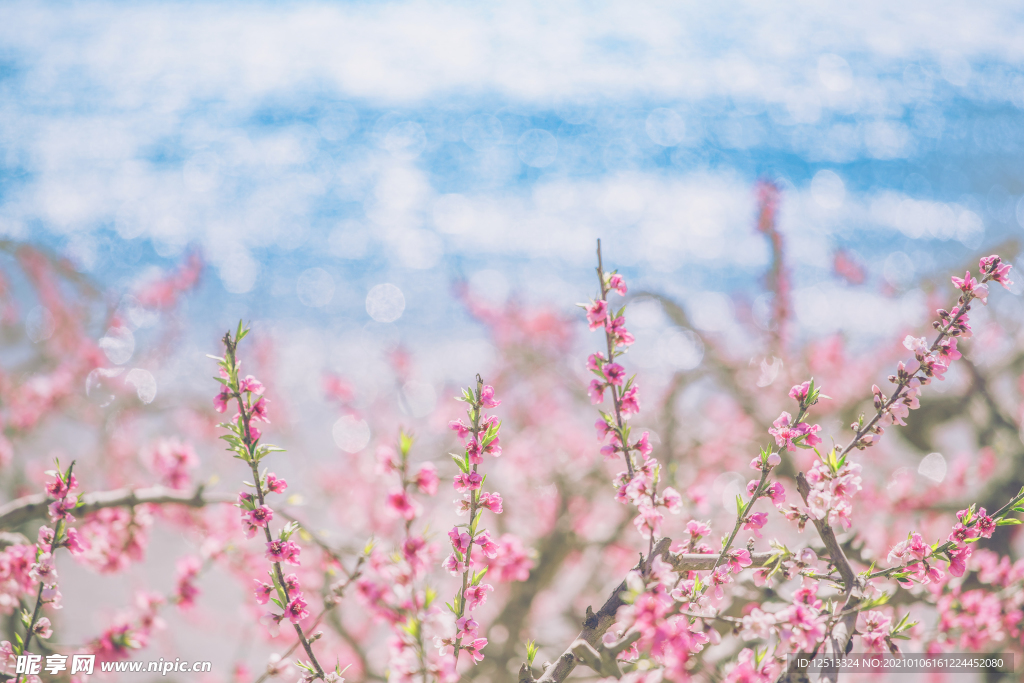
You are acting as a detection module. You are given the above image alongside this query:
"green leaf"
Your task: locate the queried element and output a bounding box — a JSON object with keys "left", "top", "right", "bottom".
{"left": 452, "top": 454, "right": 469, "bottom": 473}
{"left": 472, "top": 567, "right": 489, "bottom": 585}
{"left": 526, "top": 639, "right": 539, "bottom": 666}
{"left": 399, "top": 430, "right": 414, "bottom": 457}
{"left": 996, "top": 518, "right": 1022, "bottom": 526}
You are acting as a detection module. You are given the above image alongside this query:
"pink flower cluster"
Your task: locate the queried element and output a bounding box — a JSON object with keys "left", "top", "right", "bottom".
{"left": 213, "top": 370, "right": 270, "bottom": 442}
{"left": 355, "top": 433, "right": 458, "bottom": 683}
{"left": 615, "top": 558, "right": 713, "bottom": 680}
{"left": 782, "top": 457, "right": 862, "bottom": 531}
{"left": 767, "top": 411, "right": 821, "bottom": 452}
{"left": 148, "top": 439, "right": 199, "bottom": 490}
{"left": 612, "top": 452, "right": 683, "bottom": 540}
{"left": 888, "top": 504, "right": 996, "bottom": 583}
{"left": 174, "top": 556, "right": 202, "bottom": 609}
{"left": 237, "top": 471, "right": 286, "bottom": 540}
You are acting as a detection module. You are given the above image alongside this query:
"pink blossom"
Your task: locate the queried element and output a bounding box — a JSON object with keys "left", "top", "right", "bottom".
{"left": 454, "top": 472, "right": 483, "bottom": 492}
{"left": 448, "top": 420, "right": 471, "bottom": 440}
{"left": 443, "top": 554, "right": 467, "bottom": 575}
{"left": 587, "top": 379, "right": 606, "bottom": 405}
{"left": 40, "top": 584, "right": 62, "bottom": 609}
{"left": 742, "top": 512, "right": 768, "bottom": 538}
{"left": 740, "top": 609, "right": 776, "bottom": 641}
{"left": 456, "top": 616, "right": 479, "bottom": 638}
{"left": 586, "top": 299, "right": 609, "bottom": 330}
{"left": 635, "top": 431, "right": 652, "bottom": 458}
{"left": 594, "top": 418, "right": 613, "bottom": 441}
{"left": 265, "top": 540, "right": 301, "bottom": 566}
{"left": 254, "top": 580, "right": 274, "bottom": 605}
{"left": 265, "top": 473, "right": 287, "bottom": 494}
{"left": 859, "top": 611, "right": 892, "bottom": 653}
{"left": 633, "top": 505, "right": 663, "bottom": 539}
{"left": 604, "top": 363, "right": 625, "bottom": 387}
{"left": 949, "top": 545, "right": 972, "bottom": 577}
{"left": 175, "top": 556, "right": 202, "bottom": 609}
{"left": 728, "top": 549, "right": 753, "bottom": 574}
{"left": 466, "top": 438, "right": 483, "bottom": 464}
{"left": 974, "top": 508, "right": 996, "bottom": 538}
{"left": 250, "top": 396, "right": 270, "bottom": 423}
{"left": 462, "top": 637, "right": 488, "bottom": 663}
{"left": 601, "top": 433, "right": 622, "bottom": 460}
{"left": 463, "top": 584, "right": 493, "bottom": 610}
{"left": 789, "top": 381, "right": 810, "bottom": 402}
{"left": 434, "top": 635, "right": 457, "bottom": 657}
{"left": 44, "top": 473, "right": 74, "bottom": 499}
{"left": 766, "top": 481, "right": 785, "bottom": 505}
{"left": 413, "top": 463, "right": 439, "bottom": 495}
{"left": 242, "top": 505, "right": 274, "bottom": 538}
{"left": 31, "top": 617, "right": 52, "bottom": 639}
{"left": 937, "top": 337, "right": 961, "bottom": 361}
{"left": 385, "top": 489, "right": 420, "bottom": 521}
{"left": 238, "top": 375, "right": 265, "bottom": 395}
{"left": 64, "top": 527, "right": 88, "bottom": 555}
{"left": 687, "top": 520, "right": 711, "bottom": 539}
{"left": 483, "top": 533, "right": 534, "bottom": 582}
{"left": 980, "top": 255, "right": 1013, "bottom": 288}
{"left": 587, "top": 352, "right": 606, "bottom": 371}
{"left": 448, "top": 527, "right": 471, "bottom": 554}
{"left": 606, "top": 316, "right": 635, "bottom": 347}
{"left": 477, "top": 492, "right": 503, "bottom": 514}
{"left": 454, "top": 495, "right": 473, "bottom": 516}
{"left": 775, "top": 602, "right": 825, "bottom": 652}
{"left": 480, "top": 384, "right": 501, "bottom": 408}
{"left": 951, "top": 271, "right": 979, "bottom": 294}
{"left": 47, "top": 495, "right": 77, "bottom": 523}
{"left": 248, "top": 424, "right": 261, "bottom": 442}
{"left": 619, "top": 385, "right": 640, "bottom": 415}
{"left": 213, "top": 386, "right": 231, "bottom": 413}
{"left": 150, "top": 439, "right": 199, "bottom": 489}
{"left": 661, "top": 487, "right": 682, "bottom": 513}
{"left": 768, "top": 412, "right": 821, "bottom": 451}
{"left": 710, "top": 566, "right": 731, "bottom": 600}
{"left": 608, "top": 273, "right": 627, "bottom": 295}
{"left": 285, "top": 595, "right": 309, "bottom": 623}
{"left": 903, "top": 335, "right": 929, "bottom": 355}
{"left": 768, "top": 412, "right": 799, "bottom": 450}
{"left": 474, "top": 531, "right": 499, "bottom": 559}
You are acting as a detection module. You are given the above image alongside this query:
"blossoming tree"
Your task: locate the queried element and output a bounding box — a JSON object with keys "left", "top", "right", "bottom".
{"left": 0, "top": 193, "right": 1023, "bottom": 683}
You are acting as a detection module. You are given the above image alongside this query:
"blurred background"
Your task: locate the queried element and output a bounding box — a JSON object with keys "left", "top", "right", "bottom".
{"left": 2, "top": 2, "right": 1024, "bottom": 681}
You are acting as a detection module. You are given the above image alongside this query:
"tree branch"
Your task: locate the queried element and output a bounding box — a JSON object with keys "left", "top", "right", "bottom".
{"left": 0, "top": 485, "right": 233, "bottom": 531}
{"left": 530, "top": 538, "right": 774, "bottom": 683}
{"left": 777, "top": 473, "right": 861, "bottom": 683}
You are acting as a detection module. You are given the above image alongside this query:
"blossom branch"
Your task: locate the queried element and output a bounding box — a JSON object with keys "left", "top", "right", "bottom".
{"left": 443, "top": 376, "right": 503, "bottom": 667}
{"left": 841, "top": 255, "right": 1013, "bottom": 455}
{"left": 12, "top": 461, "right": 80, "bottom": 683}
{"left": 215, "top": 324, "right": 325, "bottom": 681}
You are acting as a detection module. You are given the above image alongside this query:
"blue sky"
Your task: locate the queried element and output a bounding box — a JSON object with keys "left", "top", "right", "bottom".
{"left": 2, "top": 1, "right": 1024, "bottom": 366}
